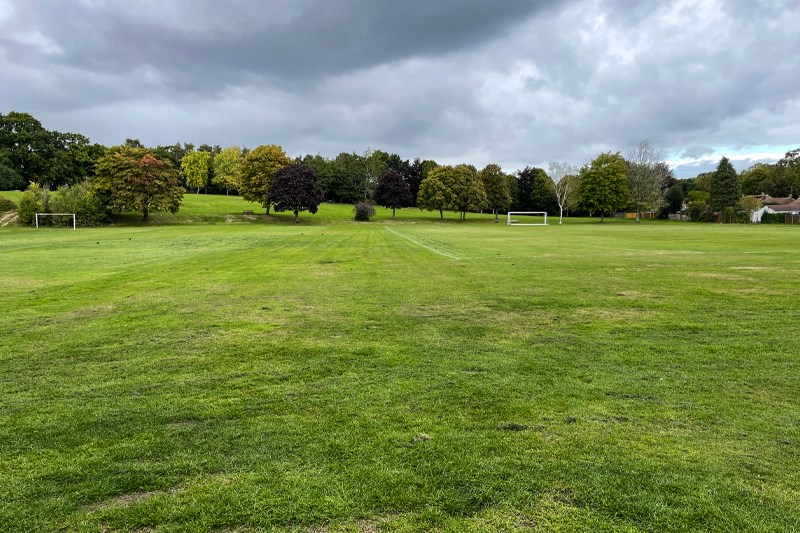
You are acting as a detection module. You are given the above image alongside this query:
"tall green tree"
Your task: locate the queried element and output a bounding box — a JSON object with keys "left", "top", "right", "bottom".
{"left": 777, "top": 148, "right": 800, "bottom": 197}
{"left": 212, "top": 146, "right": 242, "bottom": 195}
{"left": 740, "top": 163, "right": 774, "bottom": 195}
{"left": 181, "top": 150, "right": 211, "bottom": 193}
{"left": 578, "top": 152, "right": 628, "bottom": 222}
{"left": 94, "top": 146, "right": 183, "bottom": 221}
{"left": 740, "top": 152, "right": 799, "bottom": 198}
{"left": 515, "top": 167, "right": 537, "bottom": 211}
{"left": 507, "top": 173, "right": 520, "bottom": 210}
{"left": 374, "top": 169, "right": 412, "bottom": 219}
{"left": 417, "top": 165, "right": 455, "bottom": 220}
{"left": 661, "top": 184, "right": 685, "bottom": 217}
{"left": 153, "top": 143, "right": 193, "bottom": 172}
{"left": 450, "top": 164, "right": 487, "bottom": 221}
{"left": 479, "top": 164, "right": 511, "bottom": 222}
{"left": 529, "top": 167, "right": 558, "bottom": 214}
{"left": 43, "top": 132, "right": 95, "bottom": 188}
{"left": 0, "top": 150, "right": 25, "bottom": 190}
{"left": 403, "top": 159, "right": 424, "bottom": 206}
{"left": 709, "top": 156, "right": 740, "bottom": 212}
{"left": 239, "top": 144, "right": 291, "bottom": 214}
{"left": 269, "top": 163, "right": 324, "bottom": 223}
{"left": 0, "top": 111, "right": 53, "bottom": 185}
{"left": 321, "top": 152, "right": 363, "bottom": 203}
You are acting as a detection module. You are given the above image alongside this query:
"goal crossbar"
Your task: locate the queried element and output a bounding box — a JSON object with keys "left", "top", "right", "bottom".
{"left": 35, "top": 213, "right": 76, "bottom": 230}
{"left": 507, "top": 211, "right": 548, "bottom": 226}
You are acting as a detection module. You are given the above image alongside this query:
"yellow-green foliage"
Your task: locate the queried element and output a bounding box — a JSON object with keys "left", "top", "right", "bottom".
{"left": 450, "top": 163, "right": 487, "bottom": 219}
{"left": 17, "top": 182, "right": 45, "bottom": 225}
{"left": 417, "top": 165, "right": 456, "bottom": 218}
{"left": 212, "top": 146, "right": 242, "bottom": 192}
{"left": 181, "top": 150, "right": 211, "bottom": 192}
{"left": 239, "top": 144, "right": 292, "bottom": 212}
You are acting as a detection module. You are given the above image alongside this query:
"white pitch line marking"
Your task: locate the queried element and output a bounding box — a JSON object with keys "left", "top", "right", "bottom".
{"left": 384, "top": 226, "right": 461, "bottom": 260}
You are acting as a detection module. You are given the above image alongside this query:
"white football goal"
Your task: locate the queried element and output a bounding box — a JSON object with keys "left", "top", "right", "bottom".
{"left": 35, "top": 213, "right": 76, "bottom": 230}
{"left": 507, "top": 212, "right": 548, "bottom": 226}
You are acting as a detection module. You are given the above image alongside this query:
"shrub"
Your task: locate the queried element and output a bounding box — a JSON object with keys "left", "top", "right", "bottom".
{"left": 0, "top": 197, "right": 17, "bottom": 212}
{"left": 687, "top": 202, "right": 713, "bottom": 222}
{"left": 721, "top": 206, "right": 737, "bottom": 224}
{"left": 17, "top": 183, "right": 46, "bottom": 225}
{"left": 353, "top": 201, "right": 376, "bottom": 221}
{"left": 761, "top": 212, "right": 785, "bottom": 224}
{"left": 50, "top": 180, "right": 111, "bottom": 226}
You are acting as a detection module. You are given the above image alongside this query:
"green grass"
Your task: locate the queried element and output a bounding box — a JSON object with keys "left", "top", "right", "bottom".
{"left": 1, "top": 195, "right": 799, "bottom": 532}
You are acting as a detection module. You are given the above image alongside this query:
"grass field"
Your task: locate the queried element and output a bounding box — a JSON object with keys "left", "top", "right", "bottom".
{"left": 1, "top": 194, "right": 799, "bottom": 531}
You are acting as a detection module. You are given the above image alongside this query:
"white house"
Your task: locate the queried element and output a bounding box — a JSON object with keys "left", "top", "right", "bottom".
{"left": 752, "top": 198, "right": 800, "bottom": 222}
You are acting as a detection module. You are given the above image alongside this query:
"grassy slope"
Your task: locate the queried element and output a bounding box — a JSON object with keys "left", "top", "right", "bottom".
{"left": 0, "top": 195, "right": 798, "bottom": 532}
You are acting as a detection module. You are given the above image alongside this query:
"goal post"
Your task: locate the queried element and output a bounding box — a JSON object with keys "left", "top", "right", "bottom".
{"left": 507, "top": 212, "right": 548, "bottom": 226}
{"left": 35, "top": 213, "right": 76, "bottom": 230}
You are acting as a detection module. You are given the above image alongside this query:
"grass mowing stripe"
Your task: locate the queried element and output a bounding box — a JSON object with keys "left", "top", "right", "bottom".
{"left": 384, "top": 225, "right": 461, "bottom": 260}
{"left": 1, "top": 195, "right": 799, "bottom": 531}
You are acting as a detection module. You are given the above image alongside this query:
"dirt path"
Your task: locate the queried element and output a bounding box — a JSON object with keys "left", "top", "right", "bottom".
{"left": 0, "top": 211, "right": 18, "bottom": 226}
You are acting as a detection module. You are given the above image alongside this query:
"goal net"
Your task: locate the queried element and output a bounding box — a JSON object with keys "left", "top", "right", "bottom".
{"left": 507, "top": 212, "right": 548, "bottom": 226}
{"left": 36, "top": 213, "right": 76, "bottom": 230}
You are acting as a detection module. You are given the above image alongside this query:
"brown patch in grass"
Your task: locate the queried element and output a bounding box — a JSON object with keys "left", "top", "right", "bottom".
{"left": 576, "top": 307, "right": 648, "bottom": 321}
{"left": 615, "top": 290, "right": 644, "bottom": 298}
{"left": 691, "top": 272, "right": 753, "bottom": 282}
{"left": 63, "top": 302, "right": 117, "bottom": 320}
{"left": 85, "top": 486, "right": 182, "bottom": 513}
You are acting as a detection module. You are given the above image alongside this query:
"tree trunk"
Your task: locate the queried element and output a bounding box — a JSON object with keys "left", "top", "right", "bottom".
{"left": 142, "top": 205, "right": 149, "bottom": 221}
{"left": 439, "top": 209, "right": 443, "bottom": 220}
{"left": 266, "top": 203, "right": 271, "bottom": 215}
{"left": 494, "top": 209, "right": 498, "bottom": 223}
{"left": 600, "top": 212, "right": 605, "bottom": 223}
{"left": 197, "top": 187, "right": 200, "bottom": 194}
{"left": 559, "top": 205, "right": 564, "bottom": 225}
{"left": 392, "top": 207, "right": 396, "bottom": 219}
{"left": 294, "top": 210, "right": 299, "bottom": 224}
{"left": 636, "top": 206, "right": 641, "bottom": 224}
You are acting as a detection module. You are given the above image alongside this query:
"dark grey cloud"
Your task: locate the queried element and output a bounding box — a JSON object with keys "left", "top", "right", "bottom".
{"left": 4, "top": 1, "right": 556, "bottom": 90}
{"left": 1, "top": 0, "right": 798, "bottom": 176}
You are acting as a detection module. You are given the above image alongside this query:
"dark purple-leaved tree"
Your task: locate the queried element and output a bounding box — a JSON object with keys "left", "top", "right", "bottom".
{"left": 269, "top": 163, "right": 324, "bottom": 223}
{"left": 374, "top": 169, "right": 412, "bottom": 219}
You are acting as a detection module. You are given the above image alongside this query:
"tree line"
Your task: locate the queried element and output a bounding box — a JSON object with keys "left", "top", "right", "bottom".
{"left": 3, "top": 111, "right": 799, "bottom": 224}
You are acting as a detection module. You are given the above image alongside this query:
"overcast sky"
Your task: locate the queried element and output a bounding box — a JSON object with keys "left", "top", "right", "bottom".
{"left": 1, "top": 0, "right": 798, "bottom": 177}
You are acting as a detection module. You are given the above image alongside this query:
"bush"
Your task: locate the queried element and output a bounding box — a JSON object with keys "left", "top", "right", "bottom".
{"left": 0, "top": 197, "right": 17, "bottom": 212}
{"left": 17, "top": 183, "right": 46, "bottom": 225}
{"left": 687, "top": 202, "right": 713, "bottom": 222}
{"left": 353, "top": 201, "right": 376, "bottom": 221}
{"left": 50, "top": 181, "right": 111, "bottom": 226}
{"left": 761, "top": 212, "right": 785, "bottom": 224}
{"left": 720, "top": 206, "right": 738, "bottom": 224}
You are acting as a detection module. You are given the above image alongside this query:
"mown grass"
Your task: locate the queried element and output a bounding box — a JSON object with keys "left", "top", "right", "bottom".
{"left": 0, "top": 194, "right": 798, "bottom": 532}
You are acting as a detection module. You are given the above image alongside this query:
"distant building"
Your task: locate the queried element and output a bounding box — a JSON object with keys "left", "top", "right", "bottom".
{"left": 751, "top": 198, "right": 800, "bottom": 222}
